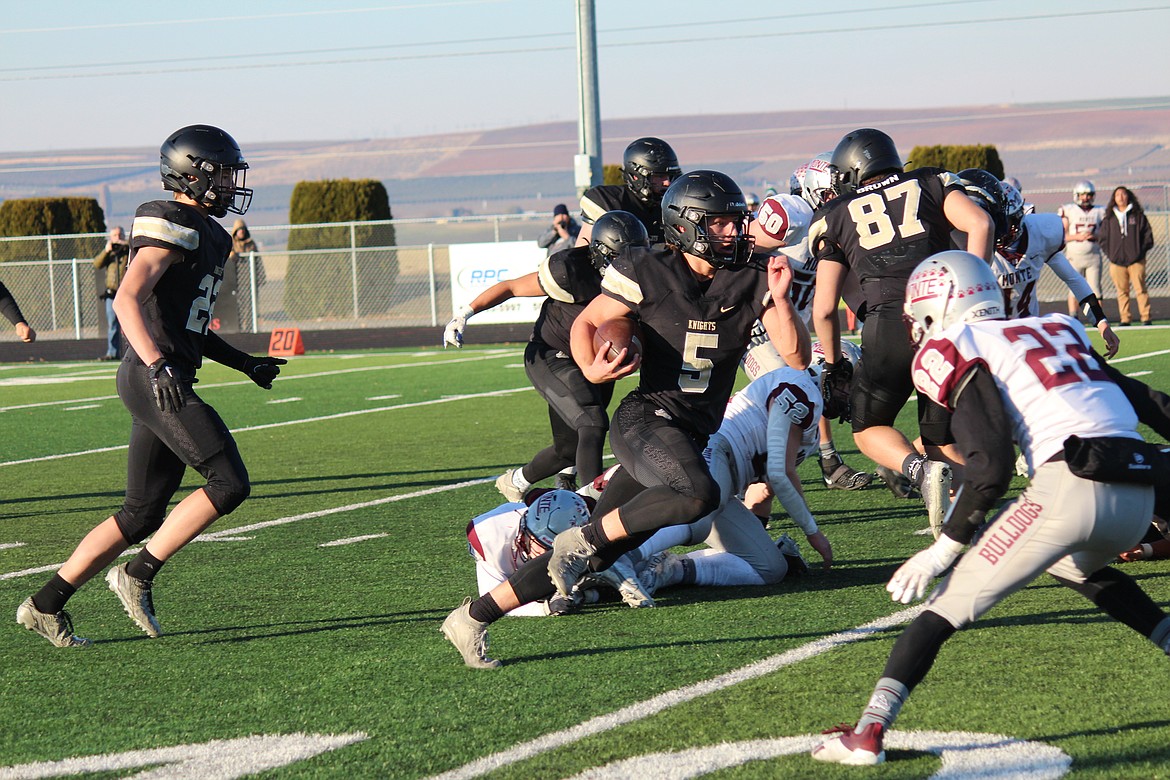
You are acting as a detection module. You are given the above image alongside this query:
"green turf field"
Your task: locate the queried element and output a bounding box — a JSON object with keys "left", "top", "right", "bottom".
{"left": 1, "top": 329, "right": 1169, "bottom": 779}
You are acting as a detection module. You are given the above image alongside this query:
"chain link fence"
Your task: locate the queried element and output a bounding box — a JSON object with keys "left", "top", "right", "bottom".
{"left": 0, "top": 209, "right": 1166, "bottom": 342}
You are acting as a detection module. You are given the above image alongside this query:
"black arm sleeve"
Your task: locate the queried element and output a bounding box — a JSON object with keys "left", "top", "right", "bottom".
{"left": 0, "top": 281, "right": 27, "bottom": 326}
{"left": 202, "top": 331, "right": 250, "bottom": 372}
{"left": 943, "top": 365, "right": 1015, "bottom": 544}
{"left": 1095, "top": 351, "right": 1170, "bottom": 441}
{"left": 1078, "top": 293, "right": 1107, "bottom": 326}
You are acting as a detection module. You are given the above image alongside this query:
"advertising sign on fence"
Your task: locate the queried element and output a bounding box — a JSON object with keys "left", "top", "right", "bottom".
{"left": 447, "top": 241, "right": 547, "bottom": 324}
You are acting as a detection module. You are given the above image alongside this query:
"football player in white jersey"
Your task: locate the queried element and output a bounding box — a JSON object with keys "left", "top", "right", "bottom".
{"left": 640, "top": 344, "right": 836, "bottom": 594}
{"left": 1057, "top": 180, "right": 1107, "bottom": 315}
{"left": 995, "top": 178, "right": 1120, "bottom": 357}
{"left": 813, "top": 250, "right": 1169, "bottom": 766}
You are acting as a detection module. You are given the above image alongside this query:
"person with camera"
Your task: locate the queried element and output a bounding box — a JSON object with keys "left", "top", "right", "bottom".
{"left": 536, "top": 204, "right": 580, "bottom": 258}
{"left": 93, "top": 226, "right": 130, "bottom": 360}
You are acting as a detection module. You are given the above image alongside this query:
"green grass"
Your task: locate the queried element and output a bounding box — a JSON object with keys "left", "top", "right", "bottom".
{"left": 0, "top": 330, "right": 1168, "bottom": 778}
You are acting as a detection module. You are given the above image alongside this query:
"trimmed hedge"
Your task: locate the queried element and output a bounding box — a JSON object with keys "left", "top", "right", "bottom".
{"left": 285, "top": 179, "right": 398, "bottom": 319}
{"left": 0, "top": 197, "right": 105, "bottom": 262}
{"left": 602, "top": 164, "right": 623, "bottom": 187}
{"left": 905, "top": 145, "right": 1004, "bottom": 179}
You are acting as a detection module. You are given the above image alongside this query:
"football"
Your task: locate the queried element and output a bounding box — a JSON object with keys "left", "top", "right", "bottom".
{"left": 593, "top": 317, "right": 642, "bottom": 364}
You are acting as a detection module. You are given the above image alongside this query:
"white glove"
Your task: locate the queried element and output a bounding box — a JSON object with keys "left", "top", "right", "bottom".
{"left": 886, "top": 536, "right": 964, "bottom": 604}
{"left": 443, "top": 306, "right": 474, "bottom": 348}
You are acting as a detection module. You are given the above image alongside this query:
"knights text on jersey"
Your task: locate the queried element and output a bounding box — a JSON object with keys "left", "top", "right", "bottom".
{"left": 601, "top": 245, "right": 772, "bottom": 435}
{"left": 578, "top": 185, "right": 664, "bottom": 243}
{"left": 993, "top": 212, "right": 1065, "bottom": 319}
{"left": 532, "top": 246, "right": 601, "bottom": 352}
{"left": 809, "top": 167, "right": 961, "bottom": 311}
{"left": 129, "top": 200, "right": 233, "bottom": 372}
{"left": 911, "top": 314, "right": 1140, "bottom": 469}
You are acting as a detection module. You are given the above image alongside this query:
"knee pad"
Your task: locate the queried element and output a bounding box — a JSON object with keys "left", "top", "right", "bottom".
{"left": 114, "top": 500, "right": 169, "bottom": 545}
{"left": 195, "top": 451, "right": 251, "bottom": 516}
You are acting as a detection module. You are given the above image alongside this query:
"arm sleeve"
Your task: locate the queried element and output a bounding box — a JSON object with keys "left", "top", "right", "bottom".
{"left": 0, "top": 281, "right": 27, "bottom": 326}
{"left": 202, "top": 331, "right": 250, "bottom": 371}
{"left": 764, "top": 405, "right": 818, "bottom": 536}
{"left": 942, "top": 365, "right": 1015, "bottom": 544}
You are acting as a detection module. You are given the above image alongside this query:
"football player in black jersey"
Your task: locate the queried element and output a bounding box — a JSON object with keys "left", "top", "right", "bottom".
{"left": 16, "top": 125, "right": 285, "bottom": 648}
{"left": 0, "top": 280, "right": 35, "bottom": 342}
{"left": 809, "top": 128, "right": 993, "bottom": 534}
{"left": 575, "top": 137, "right": 681, "bottom": 246}
{"left": 440, "top": 170, "right": 810, "bottom": 668}
{"left": 442, "top": 211, "right": 650, "bottom": 497}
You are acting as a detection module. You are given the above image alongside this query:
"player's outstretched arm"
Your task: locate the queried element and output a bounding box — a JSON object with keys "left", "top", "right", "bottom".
{"left": 443, "top": 271, "right": 543, "bottom": 348}
{"left": 762, "top": 255, "right": 811, "bottom": 370}
{"left": 203, "top": 332, "right": 286, "bottom": 389}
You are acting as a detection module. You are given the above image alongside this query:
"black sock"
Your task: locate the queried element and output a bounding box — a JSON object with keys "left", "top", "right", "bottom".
{"left": 680, "top": 557, "right": 697, "bottom": 586}
{"left": 125, "top": 548, "right": 165, "bottom": 582}
{"left": 468, "top": 593, "right": 505, "bottom": 624}
{"left": 902, "top": 454, "right": 928, "bottom": 487}
{"left": 582, "top": 522, "right": 609, "bottom": 551}
{"left": 32, "top": 574, "right": 77, "bottom": 614}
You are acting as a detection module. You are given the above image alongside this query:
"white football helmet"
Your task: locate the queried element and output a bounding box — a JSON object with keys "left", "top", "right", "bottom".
{"left": 800, "top": 152, "right": 835, "bottom": 209}
{"left": 904, "top": 251, "right": 1004, "bottom": 347}
{"left": 1072, "top": 179, "right": 1096, "bottom": 207}
{"left": 812, "top": 338, "right": 862, "bottom": 370}
{"left": 789, "top": 163, "right": 808, "bottom": 196}
{"left": 515, "top": 490, "right": 589, "bottom": 560}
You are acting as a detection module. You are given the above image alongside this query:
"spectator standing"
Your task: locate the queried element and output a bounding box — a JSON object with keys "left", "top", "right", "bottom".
{"left": 1058, "top": 180, "right": 1106, "bottom": 317}
{"left": 1099, "top": 186, "right": 1155, "bottom": 326}
{"left": 536, "top": 204, "right": 580, "bottom": 258}
{"left": 93, "top": 226, "right": 130, "bottom": 360}
{"left": 224, "top": 219, "right": 266, "bottom": 332}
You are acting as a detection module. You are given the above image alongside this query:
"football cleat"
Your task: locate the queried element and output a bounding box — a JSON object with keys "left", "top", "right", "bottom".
{"left": 876, "top": 465, "right": 919, "bottom": 500}
{"left": 546, "top": 525, "right": 597, "bottom": 597}
{"left": 811, "top": 722, "right": 886, "bottom": 765}
{"left": 494, "top": 468, "right": 526, "bottom": 503}
{"left": 440, "top": 598, "right": 501, "bottom": 669}
{"left": 922, "top": 461, "right": 953, "bottom": 539}
{"left": 821, "top": 452, "right": 874, "bottom": 490}
{"left": 106, "top": 563, "right": 162, "bottom": 637}
{"left": 637, "top": 551, "right": 685, "bottom": 596}
{"left": 554, "top": 471, "right": 578, "bottom": 493}
{"left": 16, "top": 597, "right": 92, "bottom": 648}
{"left": 586, "top": 557, "right": 655, "bottom": 608}
{"left": 776, "top": 533, "right": 809, "bottom": 578}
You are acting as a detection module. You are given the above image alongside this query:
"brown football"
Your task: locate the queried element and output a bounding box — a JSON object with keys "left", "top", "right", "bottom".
{"left": 593, "top": 317, "right": 643, "bottom": 364}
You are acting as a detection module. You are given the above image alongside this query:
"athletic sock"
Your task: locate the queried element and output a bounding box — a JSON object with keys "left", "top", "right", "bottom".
{"left": 582, "top": 522, "right": 609, "bottom": 550}
{"left": 468, "top": 593, "right": 505, "bottom": 624}
{"left": 902, "top": 454, "right": 928, "bottom": 487}
{"left": 32, "top": 574, "right": 77, "bottom": 614}
{"left": 679, "top": 557, "right": 697, "bottom": 586}
{"left": 857, "top": 676, "right": 909, "bottom": 731}
{"left": 125, "top": 548, "right": 165, "bottom": 582}
{"left": 512, "top": 469, "right": 532, "bottom": 491}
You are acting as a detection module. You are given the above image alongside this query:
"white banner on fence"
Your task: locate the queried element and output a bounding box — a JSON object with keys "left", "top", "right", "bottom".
{"left": 448, "top": 242, "right": 547, "bottom": 324}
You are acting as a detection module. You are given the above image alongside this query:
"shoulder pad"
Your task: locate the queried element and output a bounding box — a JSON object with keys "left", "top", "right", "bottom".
{"left": 131, "top": 200, "right": 201, "bottom": 252}
{"left": 1023, "top": 213, "right": 1065, "bottom": 255}
{"left": 755, "top": 194, "right": 812, "bottom": 243}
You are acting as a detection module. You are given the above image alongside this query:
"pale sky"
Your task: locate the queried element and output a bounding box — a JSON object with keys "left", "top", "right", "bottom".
{"left": 1, "top": 0, "right": 1168, "bottom": 153}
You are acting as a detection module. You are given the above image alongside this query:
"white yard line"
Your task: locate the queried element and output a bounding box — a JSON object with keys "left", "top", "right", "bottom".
{"left": 426, "top": 605, "right": 925, "bottom": 780}
{"left": 0, "top": 386, "right": 533, "bottom": 467}
{"left": 318, "top": 533, "right": 389, "bottom": 547}
{"left": 0, "top": 351, "right": 521, "bottom": 412}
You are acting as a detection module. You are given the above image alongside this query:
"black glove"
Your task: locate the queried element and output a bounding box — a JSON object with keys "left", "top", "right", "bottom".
{"left": 242, "top": 356, "right": 287, "bottom": 389}
{"left": 820, "top": 356, "right": 854, "bottom": 423}
{"left": 148, "top": 358, "right": 185, "bottom": 412}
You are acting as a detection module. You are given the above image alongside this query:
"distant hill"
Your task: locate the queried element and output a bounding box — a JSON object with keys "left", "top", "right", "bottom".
{"left": 1, "top": 96, "right": 1167, "bottom": 229}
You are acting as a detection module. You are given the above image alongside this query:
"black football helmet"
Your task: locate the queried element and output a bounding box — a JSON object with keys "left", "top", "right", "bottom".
{"left": 829, "top": 128, "right": 903, "bottom": 196}
{"left": 661, "top": 170, "right": 754, "bottom": 269}
{"left": 160, "top": 124, "right": 253, "bottom": 218}
{"left": 589, "top": 210, "right": 650, "bottom": 275}
{"left": 958, "top": 168, "right": 1010, "bottom": 244}
{"left": 622, "top": 137, "right": 681, "bottom": 204}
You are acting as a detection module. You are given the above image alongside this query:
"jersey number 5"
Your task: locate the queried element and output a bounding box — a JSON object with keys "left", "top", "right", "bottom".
{"left": 847, "top": 180, "right": 926, "bottom": 250}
